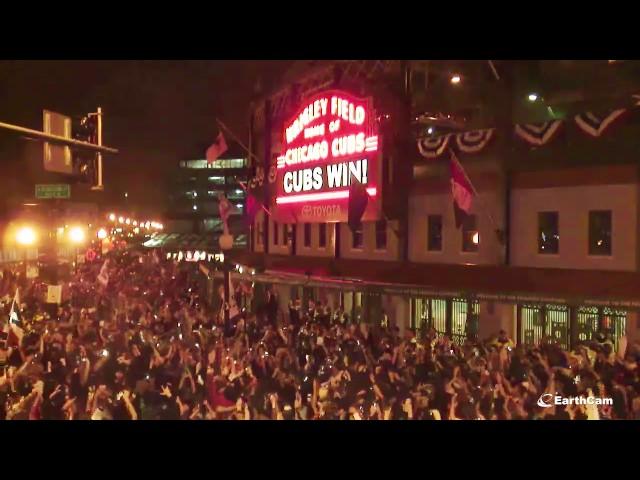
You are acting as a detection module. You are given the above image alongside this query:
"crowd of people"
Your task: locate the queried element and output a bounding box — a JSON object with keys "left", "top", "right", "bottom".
{"left": 0, "top": 248, "right": 639, "bottom": 420}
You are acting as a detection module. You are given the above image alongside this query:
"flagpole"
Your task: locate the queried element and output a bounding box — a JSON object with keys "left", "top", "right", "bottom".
{"left": 217, "top": 118, "right": 274, "bottom": 218}
{"left": 237, "top": 180, "right": 271, "bottom": 217}
{"left": 216, "top": 118, "right": 263, "bottom": 166}
{"left": 449, "top": 149, "right": 503, "bottom": 241}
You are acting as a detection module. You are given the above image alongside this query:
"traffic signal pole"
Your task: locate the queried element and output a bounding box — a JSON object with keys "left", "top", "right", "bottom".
{"left": 89, "top": 107, "right": 104, "bottom": 190}
{"left": 0, "top": 120, "right": 118, "bottom": 155}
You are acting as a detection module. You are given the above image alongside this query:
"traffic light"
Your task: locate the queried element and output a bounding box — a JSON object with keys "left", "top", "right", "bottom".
{"left": 73, "top": 114, "right": 97, "bottom": 143}
{"left": 72, "top": 114, "right": 97, "bottom": 184}
{"left": 72, "top": 115, "right": 98, "bottom": 144}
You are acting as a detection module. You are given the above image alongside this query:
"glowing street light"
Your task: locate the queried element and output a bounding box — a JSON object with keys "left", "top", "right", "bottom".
{"left": 118, "top": 216, "right": 124, "bottom": 224}
{"left": 528, "top": 93, "right": 538, "bottom": 102}
{"left": 69, "top": 226, "right": 86, "bottom": 244}
{"left": 97, "top": 228, "right": 108, "bottom": 240}
{"left": 450, "top": 74, "right": 461, "bottom": 84}
{"left": 108, "top": 213, "right": 116, "bottom": 222}
{"left": 16, "top": 226, "right": 37, "bottom": 246}
{"left": 472, "top": 232, "right": 480, "bottom": 245}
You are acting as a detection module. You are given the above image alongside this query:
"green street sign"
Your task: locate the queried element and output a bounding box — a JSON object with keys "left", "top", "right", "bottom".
{"left": 35, "top": 184, "right": 70, "bottom": 199}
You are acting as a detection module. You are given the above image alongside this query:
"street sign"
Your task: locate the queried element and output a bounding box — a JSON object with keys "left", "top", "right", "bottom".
{"left": 46, "top": 284, "right": 62, "bottom": 304}
{"left": 35, "top": 184, "right": 70, "bottom": 199}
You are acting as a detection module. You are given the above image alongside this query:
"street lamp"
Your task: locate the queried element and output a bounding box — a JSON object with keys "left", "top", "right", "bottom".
{"left": 16, "top": 226, "right": 37, "bottom": 279}
{"left": 97, "top": 228, "right": 107, "bottom": 257}
{"left": 69, "top": 226, "right": 86, "bottom": 274}
{"left": 16, "top": 226, "right": 37, "bottom": 246}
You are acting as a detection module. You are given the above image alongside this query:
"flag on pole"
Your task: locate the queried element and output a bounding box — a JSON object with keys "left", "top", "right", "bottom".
{"left": 218, "top": 192, "right": 235, "bottom": 235}
{"left": 245, "top": 191, "right": 260, "bottom": 227}
{"left": 206, "top": 132, "right": 228, "bottom": 165}
{"left": 347, "top": 176, "right": 369, "bottom": 233}
{"left": 449, "top": 150, "right": 475, "bottom": 229}
{"left": 9, "top": 288, "right": 20, "bottom": 326}
{"left": 7, "top": 288, "right": 24, "bottom": 345}
{"left": 97, "top": 260, "right": 109, "bottom": 287}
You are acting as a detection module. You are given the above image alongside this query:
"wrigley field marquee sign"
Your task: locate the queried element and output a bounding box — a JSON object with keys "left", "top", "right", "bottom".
{"left": 273, "top": 90, "right": 382, "bottom": 223}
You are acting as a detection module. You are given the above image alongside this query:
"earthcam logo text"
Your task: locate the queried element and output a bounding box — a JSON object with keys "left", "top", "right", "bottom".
{"left": 301, "top": 205, "right": 341, "bottom": 217}
{"left": 537, "top": 393, "right": 612, "bottom": 408}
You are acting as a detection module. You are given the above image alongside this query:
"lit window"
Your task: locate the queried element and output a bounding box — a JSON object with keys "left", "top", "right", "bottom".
{"left": 352, "top": 223, "right": 364, "bottom": 249}
{"left": 462, "top": 215, "right": 478, "bottom": 252}
{"left": 538, "top": 212, "right": 559, "bottom": 254}
{"left": 208, "top": 176, "right": 225, "bottom": 185}
{"left": 589, "top": 210, "right": 612, "bottom": 256}
{"left": 427, "top": 215, "right": 443, "bottom": 251}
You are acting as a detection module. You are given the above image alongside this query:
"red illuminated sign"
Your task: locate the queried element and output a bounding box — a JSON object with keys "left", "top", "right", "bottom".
{"left": 274, "top": 90, "right": 381, "bottom": 223}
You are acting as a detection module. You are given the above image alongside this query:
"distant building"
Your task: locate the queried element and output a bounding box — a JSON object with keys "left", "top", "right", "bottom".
{"left": 163, "top": 144, "right": 249, "bottom": 251}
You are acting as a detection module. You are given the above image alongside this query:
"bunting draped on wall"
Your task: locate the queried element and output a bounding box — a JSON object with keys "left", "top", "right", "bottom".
{"left": 514, "top": 120, "right": 563, "bottom": 146}
{"left": 455, "top": 129, "right": 495, "bottom": 153}
{"left": 574, "top": 109, "right": 626, "bottom": 137}
{"left": 417, "top": 133, "right": 452, "bottom": 159}
{"left": 416, "top": 94, "right": 639, "bottom": 160}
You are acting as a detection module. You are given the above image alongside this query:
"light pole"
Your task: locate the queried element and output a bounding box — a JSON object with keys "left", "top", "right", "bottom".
{"left": 69, "top": 226, "right": 86, "bottom": 275}
{"left": 97, "top": 228, "right": 107, "bottom": 258}
{"left": 219, "top": 232, "right": 234, "bottom": 336}
{"left": 16, "top": 226, "right": 37, "bottom": 279}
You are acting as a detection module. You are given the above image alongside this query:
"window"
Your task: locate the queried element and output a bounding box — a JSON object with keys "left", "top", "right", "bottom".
{"left": 303, "top": 223, "right": 311, "bottom": 247}
{"left": 427, "top": 215, "right": 443, "bottom": 251}
{"left": 319, "top": 223, "right": 327, "bottom": 248}
{"left": 352, "top": 223, "right": 363, "bottom": 249}
{"left": 375, "top": 220, "right": 387, "bottom": 250}
{"left": 273, "top": 221, "right": 279, "bottom": 245}
{"left": 286, "top": 224, "right": 293, "bottom": 245}
{"left": 181, "top": 159, "right": 245, "bottom": 169}
{"left": 461, "top": 215, "right": 479, "bottom": 252}
{"left": 227, "top": 189, "right": 245, "bottom": 201}
{"left": 207, "top": 176, "right": 225, "bottom": 185}
{"left": 538, "top": 212, "right": 559, "bottom": 254}
{"left": 589, "top": 210, "right": 612, "bottom": 256}
{"left": 256, "top": 220, "right": 263, "bottom": 246}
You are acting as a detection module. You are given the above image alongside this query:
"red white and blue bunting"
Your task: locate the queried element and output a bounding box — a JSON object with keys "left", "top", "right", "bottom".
{"left": 574, "top": 109, "right": 626, "bottom": 137}
{"left": 417, "top": 98, "right": 638, "bottom": 160}
{"left": 515, "top": 120, "right": 562, "bottom": 146}
{"left": 455, "top": 129, "right": 495, "bottom": 154}
{"left": 417, "top": 133, "right": 452, "bottom": 159}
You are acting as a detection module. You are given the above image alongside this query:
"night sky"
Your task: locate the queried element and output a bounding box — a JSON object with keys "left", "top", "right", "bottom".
{"left": 0, "top": 60, "right": 293, "bottom": 211}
